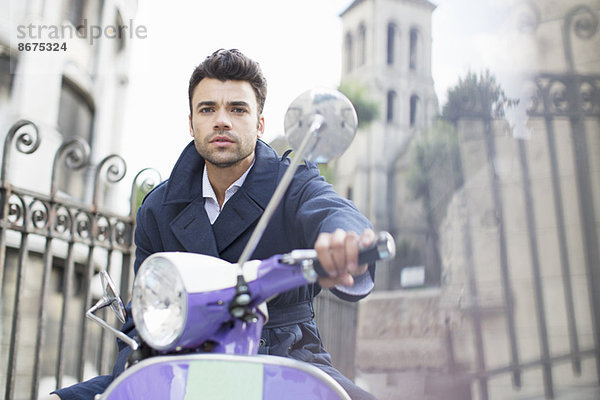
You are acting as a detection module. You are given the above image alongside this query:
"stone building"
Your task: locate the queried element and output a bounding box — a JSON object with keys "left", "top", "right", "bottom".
{"left": 0, "top": 0, "right": 138, "bottom": 201}
{"left": 0, "top": 1, "right": 140, "bottom": 398}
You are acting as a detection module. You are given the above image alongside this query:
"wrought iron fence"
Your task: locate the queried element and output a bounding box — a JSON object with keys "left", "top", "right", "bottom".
{"left": 444, "top": 73, "right": 600, "bottom": 400}
{"left": 440, "top": 4, "right": 600, "bottom": 397}
{"left": 0, "top": 120, "right": 160, "bottom": 400}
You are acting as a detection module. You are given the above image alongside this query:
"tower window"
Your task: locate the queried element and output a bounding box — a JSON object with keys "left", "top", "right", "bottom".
{"left": 387, "top": 90, "right": 397, "bottom": 123}
{"left": 358, "top": 23, "right": 366, "bottom": 66}
{"left": 387, "top": 23, "right": 397, "bottom": 65}
{"left": 345, "top": 32, "right": 354, "bottom": 73}
{"left": 410, "top": 94, "right": 420, "bottom": 127}
{"left": 409, "top": 28, "right": 419, "bottom": 70}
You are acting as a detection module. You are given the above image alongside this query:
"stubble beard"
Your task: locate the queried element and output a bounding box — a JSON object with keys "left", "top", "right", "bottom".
{"left": 203, "top": 147, "right": 253, "bottom": 168}
{"left": 196, "top": 133, "right": 255, "bottom": 169}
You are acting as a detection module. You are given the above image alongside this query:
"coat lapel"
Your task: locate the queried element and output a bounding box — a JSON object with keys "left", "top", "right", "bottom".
{"left": 169, "top": 196, "right": 219, "bottom": 256}
{"left": 211, "top": 189, "right": 263, "bottom": 253}
{"left": 211, "top": 140, "right": 281, "bottom": 255}
{"left": 163, "top": 141, "right": 219, "bottom": 256}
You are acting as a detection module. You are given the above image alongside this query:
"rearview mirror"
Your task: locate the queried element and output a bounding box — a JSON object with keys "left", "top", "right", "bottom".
{"left": 87, "top": 270, "right": 138, "bottom": 350}
{"left": 284, "top": 89, "right": 358, "bottom": 163}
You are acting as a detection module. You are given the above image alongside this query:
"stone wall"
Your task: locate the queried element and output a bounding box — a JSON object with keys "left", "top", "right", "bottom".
{"left": 355, "top": 289, "right": 469, "bottom": 400}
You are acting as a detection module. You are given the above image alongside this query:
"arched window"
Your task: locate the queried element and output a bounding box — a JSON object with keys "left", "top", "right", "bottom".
{"left": 58, "top": 77, "right": 95, "bottom": 199}
{"left": 409, "top": 28, "right": 420, "bottom": 70}
{"left": 65, "top": 0, "right": 103, "bottom": 36}
{"left": 0, "top": 54, "right": 16, "bottom": 109}
{"left": 115, "top": 11, "right": 126, "bottom": 53}
{"left": 358, "top": 23, "right": 366, "bottom": 66}
{"left": 387, "top": 23, "right": 397, "bottom": 65}
{"left": 410, "top": 94, "right": 420, "bottom": 127}
{"left": 67, "top": 0, "right": 86, "bottom": 30}
{"left": 387, "top": 90, "right": 397, "bottom": 123}
{"left": 59, "top": 78, "right": 95, "bottom": 144}
{"left": 345, "top": 32, "right": 354, "bottom": 73}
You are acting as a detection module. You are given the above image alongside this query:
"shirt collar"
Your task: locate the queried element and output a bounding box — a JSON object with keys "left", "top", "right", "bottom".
{"left": 202, "top": 160, "right": 254, "bottom": 202}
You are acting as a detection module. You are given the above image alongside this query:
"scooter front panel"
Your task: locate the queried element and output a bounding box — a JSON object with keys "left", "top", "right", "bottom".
{"left": 100, "top": 354, "right": 350, "bottom": 400}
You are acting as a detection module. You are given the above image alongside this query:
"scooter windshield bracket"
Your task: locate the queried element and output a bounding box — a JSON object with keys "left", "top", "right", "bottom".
{"left": 280, "top": 250, "right": 319, "bottom": 283}
{"left": 228, "top": 275, "right": 260, "bottom": 322}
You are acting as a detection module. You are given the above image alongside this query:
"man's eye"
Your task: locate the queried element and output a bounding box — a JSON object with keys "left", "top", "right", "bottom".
{"left": 231, "top": 108, "right": 247, "bottom": 113}
{"left": 199, "top": 107, "right": 214, "bottom": 113}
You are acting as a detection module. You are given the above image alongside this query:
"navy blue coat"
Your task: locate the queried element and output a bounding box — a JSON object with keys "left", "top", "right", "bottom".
{"left": 55, "top": 140, "right": 376, "bottom": 400}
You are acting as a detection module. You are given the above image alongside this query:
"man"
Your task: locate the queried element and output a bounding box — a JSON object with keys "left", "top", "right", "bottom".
{"left": 47, "top": 49, "right": 377, "bottom": 400}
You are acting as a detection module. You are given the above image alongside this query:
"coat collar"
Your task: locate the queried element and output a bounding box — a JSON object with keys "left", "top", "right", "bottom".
{"left": 165, "top": 139, "right": 282, "bottom": 256}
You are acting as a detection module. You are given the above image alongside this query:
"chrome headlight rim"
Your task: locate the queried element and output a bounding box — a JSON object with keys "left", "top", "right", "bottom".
{"left": 131, "top": 254, "right": 188, "bottom": 351}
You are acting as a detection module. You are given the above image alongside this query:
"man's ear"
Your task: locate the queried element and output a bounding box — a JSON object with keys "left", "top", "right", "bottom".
{"left": 188, "top": 114, "right": 193, "bottom": 137}
{"left": 257, "top": 116, "right": 265, "bottom": 138}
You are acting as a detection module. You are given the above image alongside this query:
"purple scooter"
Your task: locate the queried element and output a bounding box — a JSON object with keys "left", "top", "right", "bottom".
{"left": 87, "top": 89, "right": 396, "bottom": 400}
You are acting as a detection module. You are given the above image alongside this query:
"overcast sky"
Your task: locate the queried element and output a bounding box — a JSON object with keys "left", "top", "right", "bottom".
{"left": 120, "top": 0, "right": 516, "bottom": 180}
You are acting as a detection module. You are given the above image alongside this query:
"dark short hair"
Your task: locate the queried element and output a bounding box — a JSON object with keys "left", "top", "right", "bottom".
{"left": 188, "top": 49, "right": 267, "bottom": 116}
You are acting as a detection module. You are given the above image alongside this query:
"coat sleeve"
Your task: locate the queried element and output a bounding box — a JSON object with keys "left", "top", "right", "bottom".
{"left": 51, "top": 375, "right": 112, "bottom": 400}
{"left": 133, "top": 192, "right": 165, "bottom": 273}
{"left": 287, "top": 163, "right": 376, "bottom": 301}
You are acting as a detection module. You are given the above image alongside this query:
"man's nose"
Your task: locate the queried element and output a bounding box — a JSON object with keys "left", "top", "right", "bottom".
{"left": 213, "top": 109, "right": 232, "bottom": 130}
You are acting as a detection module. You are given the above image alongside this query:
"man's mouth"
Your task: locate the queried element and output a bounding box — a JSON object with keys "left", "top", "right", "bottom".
{"left": 210, "top": 135, "right": 234, "bottom": 143}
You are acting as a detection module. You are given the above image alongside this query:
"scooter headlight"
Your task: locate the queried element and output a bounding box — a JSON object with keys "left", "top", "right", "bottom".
{"left": 132, "top": 255, "right": 187, "bottom": 351}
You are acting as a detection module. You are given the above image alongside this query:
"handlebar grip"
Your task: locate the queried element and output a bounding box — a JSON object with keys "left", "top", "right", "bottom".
{"left": 358, "top": 231, "right": 396, "bottom": 265}
{"left": 313, "top": 231, "right": 396, "bottom": 278}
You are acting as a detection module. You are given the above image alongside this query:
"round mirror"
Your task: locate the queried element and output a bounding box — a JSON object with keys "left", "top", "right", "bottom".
{"left": 284, "top": 89, "right": 358, "bottom": 163}
{"left": 100, "top": 270, "right": 127, "bottom": 324}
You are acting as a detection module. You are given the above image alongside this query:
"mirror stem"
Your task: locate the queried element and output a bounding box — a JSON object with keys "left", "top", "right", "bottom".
{"left": 87, "top": 298, "right": 139, "bottom": 351}
{"left": 236, "top": 114, "right": 325, "bottom": 273}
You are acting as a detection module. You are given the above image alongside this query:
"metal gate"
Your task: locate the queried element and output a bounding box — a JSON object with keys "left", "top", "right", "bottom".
{"left": 442, "top": 5, "right": 600, "bottom": 399}
{"left": 0, "top": 120, "right": 160, "bottom": 400}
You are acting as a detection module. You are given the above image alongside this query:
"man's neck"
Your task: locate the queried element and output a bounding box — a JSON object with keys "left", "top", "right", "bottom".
{"left": 205, "top": 156, "right": 254, "bottom": 207}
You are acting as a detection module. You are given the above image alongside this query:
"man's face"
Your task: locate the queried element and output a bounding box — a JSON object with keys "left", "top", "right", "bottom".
{"left": 189, "top": 78, "right": 264, "bottom": 169}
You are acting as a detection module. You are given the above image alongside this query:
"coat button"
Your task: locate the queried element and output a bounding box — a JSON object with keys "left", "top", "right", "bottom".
{"left": 259, "top": 338, "right": 266, "bottom": 347}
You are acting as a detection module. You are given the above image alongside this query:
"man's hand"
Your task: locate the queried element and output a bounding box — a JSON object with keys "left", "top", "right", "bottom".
{"left": 314, "top": 228, "right": 375, "bottom": 288}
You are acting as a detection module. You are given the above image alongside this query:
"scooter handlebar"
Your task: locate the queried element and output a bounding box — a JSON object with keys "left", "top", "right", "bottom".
{"left": 281, "top": 231, "right": 396, "bottom": 279}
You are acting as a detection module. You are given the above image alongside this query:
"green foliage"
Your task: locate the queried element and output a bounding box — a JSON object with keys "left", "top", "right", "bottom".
{"left": 318, "top": 163, "right": 336, "bottom": 183}
{"left": 132, "top": 179, "right": 161, "bottom": 214}
{"left": 442, "top": 70, "right": 519, "bottom": 122}
{"left": 406, "top": 119, "right": 462, "bottom": 203}
{"left": 133, "top": 183, "right": 146, "bottom": 212}
{"left": 338, "top": 81, "right": 380, "bottom": 129}
{"left": 404, "top": 121, "right": 459, "bottom": 287}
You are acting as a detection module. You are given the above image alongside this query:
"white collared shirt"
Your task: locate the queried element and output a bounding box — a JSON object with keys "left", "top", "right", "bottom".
{"left": 202, "top": 163, "right": 253, "bottom": 224}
